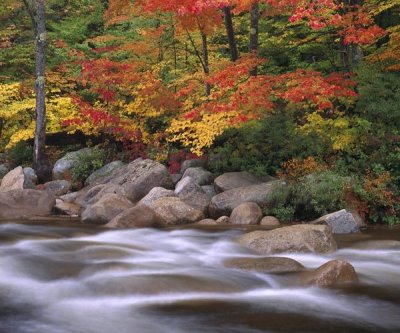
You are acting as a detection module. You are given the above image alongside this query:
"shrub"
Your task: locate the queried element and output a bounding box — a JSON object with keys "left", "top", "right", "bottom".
{"left": 264, "top": 170, "right": 351, "bottom": 222}
{"left": 7, "top": 141, "right": 33, "bottom": 166}
{"left": 71, "top": 147, "right": 106, "bottom": 183}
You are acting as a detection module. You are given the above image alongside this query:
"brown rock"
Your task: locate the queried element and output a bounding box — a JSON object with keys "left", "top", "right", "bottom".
{"left": 107, "top": 203, "right": 166, "bottom": 228}
{"left": 260, "top": 216, "right": 280, "bottom": 226}
{"left": 237, "top": 224, "right": 337, "bottom": 255}
{"left": 196, "top": 219, "right": 218, "bottom": 225}
{"left": 0, "top": 189, "right": 55, "bottom": 219}
{"left": 229, "top": 202, "right": 263, "bottom": 225}
{"left": 301, "top": 260, "right": 358, "bottom": 287}
{"left": 224, "top": 257, "right": 305, "bottom": 273}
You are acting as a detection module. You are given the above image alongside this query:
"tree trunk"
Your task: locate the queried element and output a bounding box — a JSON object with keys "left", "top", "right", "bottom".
{"left": 201, "top": 31, "right": 211, "bottom": 96}
{"left": 25, "top": 0, "right": 50, "bottom": 181}
{"left": 249, "top": 2, "right": 259, "bottom": 76}
{"left": 223, "top": 6, "right": 238, "bottom": 62}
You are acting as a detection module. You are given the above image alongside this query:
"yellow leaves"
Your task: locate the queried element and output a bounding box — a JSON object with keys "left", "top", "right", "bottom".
{"left": 167, "top": 112, "right": 238, "bottom": 155}
{"left": 300, "top": 112, "right": 371, "bottom": 152}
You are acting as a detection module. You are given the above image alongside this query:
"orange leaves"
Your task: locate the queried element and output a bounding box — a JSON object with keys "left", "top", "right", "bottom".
{"left": 277, "top": 156, "right": 327, "bottom": 183}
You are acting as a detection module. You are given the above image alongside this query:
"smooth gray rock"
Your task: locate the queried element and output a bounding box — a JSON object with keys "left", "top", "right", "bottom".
{"left": 81, "top": 193, "right": 134, "bottom": 225}
{"left": 175, "top": 177, "right": 211, "bottom": 214}
{"left": 229, "top": 202, "right": 263, "bottom": 225}
{"left": 43, "top": 180, "right": 71, "bottom": 196}
{"left": 238, "top": 224, "right": 337, "bottom": 255}
{"left": 139, "top": 187, "right": 176, "bottom": 206}
{"left": 214, "top": 171, "right": 266, "bottom": 193}
{"left": 23, "top": 167, "right": 37, "bottom": 186}
{"left": 180, "top": 159, "right": 207, "bottom": 174}
{"left": 0, "top": 189, "right": 55, "bottom": 219}
{"left": 182, "top": 167, "right": 213, "bottom": 186}
{"left": 76, "top": 183, "right": 127, "bottom": 208}
{"left": 107, "top": 203, "right": 166, "bottom": 228}
{"left": 52, "top": 148, "right": 92, "bottom": 180}
{"left": 312, "top": 209, "right": 363, "bottom": 234}
{"left": 147, "top": 197, "right": 204, "bottom": 225}
{"left": 170, "top": 173, "right": 182, "bottom": 185}
{"left": 106, "top": 159, "right": 174, "bottom": 202}
{"left": 209, "top": 182, "right": 279, "bottom": 218}
{"left": 84, "top": 161, "right": 125, "bottom": 186}
{"left": 202, "top": 185, "right": 216, "bottom": 198}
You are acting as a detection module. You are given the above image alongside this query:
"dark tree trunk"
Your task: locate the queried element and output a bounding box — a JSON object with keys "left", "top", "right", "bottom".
{"left": 23, "top": 0, "right": 51, "bottom": 181}
{"left": 201, "top": 31, "right": 211, "bottom": 96}
{"left": 249, "top": 2, "right": 259, "bottom": 76}
{"left": 223, "top": 6, "right": 238, "bottom": 62}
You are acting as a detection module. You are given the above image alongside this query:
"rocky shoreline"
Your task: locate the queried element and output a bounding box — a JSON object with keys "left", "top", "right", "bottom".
{"left": 0, "top": 151, "right": 370, "bottom": 288}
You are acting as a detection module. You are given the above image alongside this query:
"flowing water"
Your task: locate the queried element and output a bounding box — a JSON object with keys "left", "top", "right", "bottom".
{"left": 0, "top": 222, "right": 399, "bottom": 333}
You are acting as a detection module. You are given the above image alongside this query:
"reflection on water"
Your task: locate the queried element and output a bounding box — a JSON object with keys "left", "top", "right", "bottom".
{"left": 0, "top": 222, "right": 399, "bottom": 333}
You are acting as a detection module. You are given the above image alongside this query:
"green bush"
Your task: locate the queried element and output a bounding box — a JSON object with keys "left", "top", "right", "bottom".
{"left": 208, "top": 113, "right": 329, "bottom": 176}
{"left": 264, "top": 171, "right": 350, "bottom": 222}
{"left": 71, "top": 148, "right": 106, "bottom": 183}
{"left": 7, "top": 141, "right": 33, "bottom": 166}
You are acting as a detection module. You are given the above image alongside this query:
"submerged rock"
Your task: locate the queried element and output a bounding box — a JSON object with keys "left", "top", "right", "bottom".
{"left": 224, "top": 257, "right": 305, "bottom": 273}
{"left": 238, "top": 224, "right": 337, "bottom": 255}
{"left": 300, "top": 260, "right": 358, "bottom": 287}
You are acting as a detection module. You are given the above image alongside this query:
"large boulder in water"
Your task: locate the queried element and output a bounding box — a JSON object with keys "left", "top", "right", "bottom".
{"left": 107, "top": 203, "right": 166, "bottom": 228}
{"left": 0, "top": 189, "right": 55, "bottom": 219}
{"left": 81, "top": 193, "right": 134, "bottom": 225}
{"left": 84, "top": 161, "right": 125, "bottom": 186}
{"left": 238, "top": 224, "right": 337, "bottom": 255}
{"left": 102, "top": 159, "right": 174, "bottom": 202}
{"left": 0, "top": 166, "right": 36, "bottom": 192}
{"left": 209, "top": 182, "right": 279, "bottom": 218}
{"left": 229, "top": 202, "right": 263, "bottom": 225}
{"left": 300, "top": 260, "right": 358, "bottom": 287}
{"left": 52, "top": 148, "right": 92, "bottom": 180}
{"left": 312, "top": 209, "right": 363, "bottom": 234}
{"left": 147, "top": 197, "right": 204, "bottom": 225}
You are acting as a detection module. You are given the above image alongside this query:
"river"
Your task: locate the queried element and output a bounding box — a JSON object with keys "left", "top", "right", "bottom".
{"left": 0, "top": 221, "right": 399, "bottom": 333}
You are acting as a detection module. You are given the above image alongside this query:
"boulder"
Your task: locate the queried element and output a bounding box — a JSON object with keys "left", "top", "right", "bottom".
{"left": 54, "top": 199, "right": 81, "bottom": 216}
{"left": 139, "top": 187, "right": 176, "bottom": 206}
{"left": 52, "top": 148, "right": 92, "bottom": 180}
{"left": 196, "top": 218, "right": 218, "bottom": 225}
{"left": 0, "top": 189, "right": 55, "bottom": 219}
{"left": 214, "top": 171, "right": 266, "bottom": 193}
{"left": 76, "top": 183, "right": 127, "bottom": 208}
{"left": 42, "top": 180, "right": 71, "bottom": 196}
{"left": 209, "top": 182, "right": 279, "bottom": 218}
{"left": 182, "top": 167, "right": 213, "bottom": 186}
{"left": 238, "top": 224, "right": 337, "bottom": 255}
{"left": 147, "top": 197, "right": 204, "bottom": 225}
{"left": 81, "top": 193, "right": 134, "bottom": 225}
{"left": 174, "top": 177, "right": 211, "bottom": 214}
{"left": 59, "top": 191, "right": 79, "bottom": 203}
{"left": 106, "top": 159, "right": 174, "bottom": 202}
{"left": 0, "top": 166, "right": 36, "bottom": 192}
{"left": 229, "top": 202, "right": 263, "bottom": 225}
{"left": 312, "top": 209, "right": 363, "bottom": 234}
{"left": 84, "top": 161, "right": 125, "bottom": 186}
{"left": 300, "top": 260, "right": 358, "bottom": 287}
{"left": 107, "top": 203, "right": 166, "bottom": 228}
{"left": 224, "top": 257, "right": 305, "bottom": 274}
{"left": 180, "top": 159, "right": 207, "bottom": 174}
{"left": 260, "top": 216, "right": 280, "bottom": 226}
{"left": 216, "top": 216, "right": 230, "bottom": 225}
{"left": 202, "top": 185, "right": 217, "bottom": 198}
